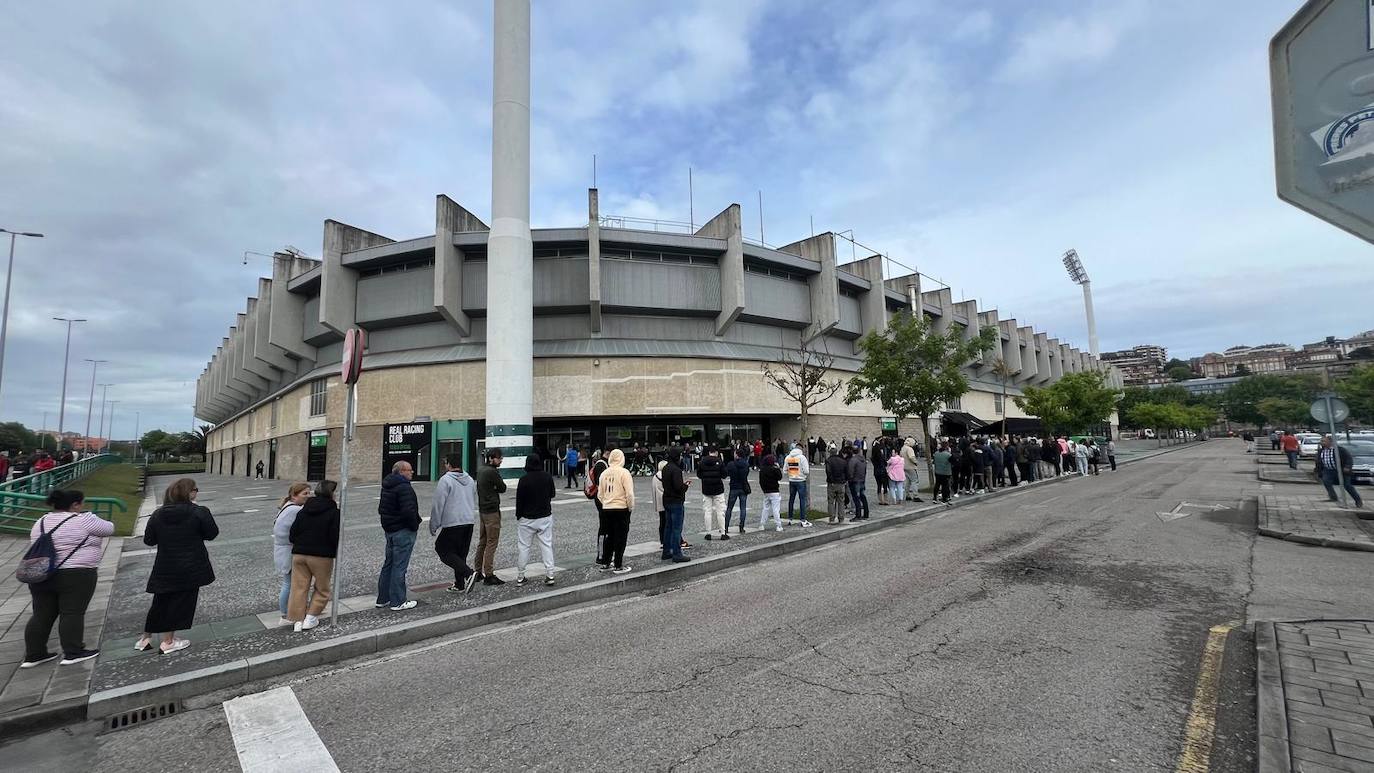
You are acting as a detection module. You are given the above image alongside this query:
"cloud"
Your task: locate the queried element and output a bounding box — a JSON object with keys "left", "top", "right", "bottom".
{"left": 997, "top": 0, "right": 1146, "bottom": 82}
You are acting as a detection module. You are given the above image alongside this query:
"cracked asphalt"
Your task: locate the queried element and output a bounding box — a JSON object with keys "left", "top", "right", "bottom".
{"left": 13, "top": 440, "right": 1374, "bottom": 771}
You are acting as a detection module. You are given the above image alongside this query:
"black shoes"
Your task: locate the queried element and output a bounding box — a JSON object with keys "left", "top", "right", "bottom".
{"left": 483, "top": 575, "right": 505, "bottom": 586}
{"left": 719, "top": 533, "right": 730, "bottom": 540}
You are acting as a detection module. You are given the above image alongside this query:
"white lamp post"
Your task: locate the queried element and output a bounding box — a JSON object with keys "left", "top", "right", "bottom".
{"left": 1062, "top": 249, "right": 1099, "bottom": 357}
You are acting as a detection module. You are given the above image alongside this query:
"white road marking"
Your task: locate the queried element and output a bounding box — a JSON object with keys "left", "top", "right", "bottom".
{"left": 232, "top": 495, "right": 270, "bottom": 500}
{"left": 223, "top": 686, "right": 339, "bottom": 773}
{"left": 242, "top": 509, "right": 260, "bottom": 513}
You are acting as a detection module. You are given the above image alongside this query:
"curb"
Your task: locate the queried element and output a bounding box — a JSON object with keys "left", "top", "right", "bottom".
{"left": 1255, "top": 525, "right": 1374, "bottom": 553}
{"left": 78, "top": 439, "right": 1195, "bottom": 719}
{"left": 1254, "top": 621, "right": 1292, "bottom": 773}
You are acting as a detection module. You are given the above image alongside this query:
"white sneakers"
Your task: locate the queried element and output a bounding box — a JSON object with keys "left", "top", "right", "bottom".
{"left": 159, "top": 638, "right": 190, "bottom": 655}
{"left": 390, "top": 600, "right": 417, "bottom": 611}
{"left": 293, "top": 615, "right": 320, "bottom": 632}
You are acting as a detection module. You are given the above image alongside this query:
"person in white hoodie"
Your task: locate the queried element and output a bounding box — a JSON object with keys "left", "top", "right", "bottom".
{"left": 430, "top": 455, "right": 480, "bottom": 593}
{"left": 784, "top": 443, "right": 812, "bottom": 527}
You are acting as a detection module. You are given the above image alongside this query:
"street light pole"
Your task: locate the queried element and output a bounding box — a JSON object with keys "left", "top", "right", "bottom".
{"left": 134, "top": 411, "right": 141, "bottom": 462}
{"left": 82, "top": 359, "right": 106, "bottom": 453}
{"left": 1061, "top": 249, "right": 1099, "bottom": 357}
{"left": 106, "top": 401, "right": 119, "bottom": 454}
{"left": 0, "top": 228, "right": 45, "bottom": 414}
{"left": 97, "top": 383, "right": 112, "bottom": 453}
{"left": 53, "top": 317, "right": 86, "bottom": 437}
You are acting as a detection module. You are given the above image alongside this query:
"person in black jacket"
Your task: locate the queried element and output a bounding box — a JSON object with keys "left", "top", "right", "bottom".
{"left": 724, "top": 448, "right": 751, "bottom": 535}
{"left": 135, "top": 478, "right": 219, "bottom": 655}
{"left": 697, "top": 446, "right": 727, "bottom": 540}
{"left": 824, "top": 448, "right": 848, "bottom": 523}
{"left": 757, "top": 454, "right": 783, "bottom": 531}
{"left": 660, "top": 448, "right": 691, "bottom": 562}
{"left": 846, "top": 447, "right": 869, "bottom": 521}
{"left": 376, "top": 461, "right": 420, "bottom": 611}
{"left": 514, "top": 455, "right": 558, "bottom": 585}
{"left": 287, "top": 480, "right": 341, "bottom": 631}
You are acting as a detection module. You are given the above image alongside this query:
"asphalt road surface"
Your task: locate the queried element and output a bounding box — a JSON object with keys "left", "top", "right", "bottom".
{"left": 10, "top": 440, "right": 1374, "bottom": 772}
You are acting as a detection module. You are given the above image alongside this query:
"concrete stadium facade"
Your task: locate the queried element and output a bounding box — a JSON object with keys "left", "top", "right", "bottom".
{"left": 195, "top": 191, "right": 1122, "bottom": 482}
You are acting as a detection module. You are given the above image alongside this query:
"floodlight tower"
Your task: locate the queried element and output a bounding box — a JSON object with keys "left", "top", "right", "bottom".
{"left": 1062, "top": 249, "right": 1098, "bottom": 356}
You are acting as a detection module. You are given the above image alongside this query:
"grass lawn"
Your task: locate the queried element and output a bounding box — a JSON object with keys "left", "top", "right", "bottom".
{"left": 73, "top": 463, "right": 145, "bottom": 535}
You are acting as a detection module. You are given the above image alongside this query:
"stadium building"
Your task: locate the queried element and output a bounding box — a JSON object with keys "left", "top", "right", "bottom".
{"left": 194, "top": 192, "right": 1121, "bottom": 482}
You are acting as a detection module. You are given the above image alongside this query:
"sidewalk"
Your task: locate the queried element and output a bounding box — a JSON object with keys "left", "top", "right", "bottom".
{"left": 1258, "top": 495, "right": 1374, "bottom": 553}
{"left": 1257, "top": 620, "right": 1374, "bottom": 772}
{"left": 0, "top": 534, "right": 123, "bottom": 734}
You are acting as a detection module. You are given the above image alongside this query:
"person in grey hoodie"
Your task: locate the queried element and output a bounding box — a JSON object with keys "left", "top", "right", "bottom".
{"left": 430, "top": 455, "right": 480, "bottom": 593}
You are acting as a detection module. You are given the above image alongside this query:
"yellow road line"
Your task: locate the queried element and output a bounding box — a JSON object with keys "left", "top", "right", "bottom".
{"left": 1176, "top": 620, "right": 1242, "bottom": 773}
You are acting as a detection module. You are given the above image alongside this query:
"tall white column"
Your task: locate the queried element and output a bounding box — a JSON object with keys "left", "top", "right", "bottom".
{"left": 485, "top": 0, "right": 534, "bottom": 477}
{"left": 1081, "top": 281, "right": 1099, "bottom": 357}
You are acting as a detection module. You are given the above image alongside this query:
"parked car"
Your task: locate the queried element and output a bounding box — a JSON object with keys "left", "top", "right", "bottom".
{"left": 1345, "top": 440, "right": 1374, "bottom": 485}
{"left": 1298, "top": 434, "right": 1323, "bottom": 458}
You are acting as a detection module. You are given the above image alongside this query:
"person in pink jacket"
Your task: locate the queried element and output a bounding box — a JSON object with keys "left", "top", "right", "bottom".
{"left": 886, "top": 452, "right": 907, "bottom": 503}
{"left": 21, "top": 489, "right": 115, "bottom": 668}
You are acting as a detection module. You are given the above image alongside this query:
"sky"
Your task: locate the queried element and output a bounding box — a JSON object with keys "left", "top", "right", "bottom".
{"left": 1, "top": 0, "right": 1369, "bottom": 437}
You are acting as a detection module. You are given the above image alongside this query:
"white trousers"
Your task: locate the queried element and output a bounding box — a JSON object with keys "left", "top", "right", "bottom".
{"left": 702, "top": 493, "right": 726, "bottom": 533}
{"left": 516, "top": 516, "right": 555, "bottom": 578}
{"left": 758, "top": 493, "right": 783, "bottom": 530}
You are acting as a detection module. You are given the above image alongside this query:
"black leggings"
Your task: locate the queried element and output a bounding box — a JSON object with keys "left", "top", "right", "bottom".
{"left": 603, "top": 509, "right": 631, "bottom": 568}
{"left": 935, "top": 474, "right": 952, "bottom": 502}
{"left": 25, "top": 567, "right": 97, "bottom": 659}
{"left": 434, "top": 524, "right": 474, "bottom": 584}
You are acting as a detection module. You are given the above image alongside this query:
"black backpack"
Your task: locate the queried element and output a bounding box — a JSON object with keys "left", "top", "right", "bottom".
{"left": 15, "top": 514, "right": 84, "bottom": 584}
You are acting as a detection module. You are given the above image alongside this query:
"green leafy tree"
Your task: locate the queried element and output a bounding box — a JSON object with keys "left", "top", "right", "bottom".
{"left": 1220, "top": 374, "right": 1320, "bottom": 427}
{"left": 1167, "top": 365, "right": 1196, "bottom": 382}
{"left": 1337, "top": 364, "right": 1374, "bottom": 427}
{"left": 1182, "top": 404, "right": 1218, "bottom": 434}
{"left": 990, "top": 356, "right": 1016, "bottom": 428}
{"left": 844, "top": 311, "right": 998, "bottom": 484}
{"left": 1015, "top": 370, "right": 1120, "bottom": 435}
{"left": 0, "top": 422, "right": 37, "bottom": 454}
{"left": 1128, "top": 403, "right": 1184, "bottom": 446}
{"left": 140, "top": 429, "right": 178, "bottom": 461}
{"left": 1163, "top": 358, "right": 1192, "bottom": 373}
{"left": 1257, "top": 397, "right": 1311, "bottom": 430}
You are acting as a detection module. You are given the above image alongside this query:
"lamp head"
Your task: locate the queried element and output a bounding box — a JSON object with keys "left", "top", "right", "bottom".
{"left": 1062, "top": 249, "right": 1088, "bottom": 284}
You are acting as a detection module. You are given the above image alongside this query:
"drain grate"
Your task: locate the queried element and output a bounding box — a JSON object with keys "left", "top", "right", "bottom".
{"left": 105, "top": 701, "right": 180, "bottom": 732}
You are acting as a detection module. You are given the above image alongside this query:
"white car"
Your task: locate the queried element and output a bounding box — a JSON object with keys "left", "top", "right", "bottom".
{"left": 1298, "top": 434, "right": 1323, "bottom": 458}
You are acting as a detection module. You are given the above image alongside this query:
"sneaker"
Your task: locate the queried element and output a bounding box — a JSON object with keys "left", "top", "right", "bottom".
{"left": 775, "top": 527, "right": 783, "bottom": 532}
{"left": 278, "top": 616, "right": 292, "bottom": 627}
{"left": 680, "top": 540, "right": 691, "bottom": 549}
{"left": 704, "top": 534, "right": 713, "bottom": 541}
{"left": 445, "top": 584, "right": 462, "bottom": 593}
{"left": 719, "top": 533, "right": 730, "bottom": 540}
{"left": 60, "top": 649, "right": 100, "bottom": 665}
{"left": 612, "top": 566, "right": 632, "bottom": 575}
{"left": 390, "top": 600, "right": 417, "bottom": 611}
{"left": 662, "top": 553, "right": 674, "bottom": 561}
{"left": 464, "top": 572, "right": 480, "bottom": 593}
{"left": 374, "top": 601, "right": 389, "bottom": 608}
{"left": 672, "top": 555, "right": 691, "bottom": 563}
{"left": 484, "top": 576, "right": 505, "bottom": 586}
{"left": 913, "top": 497, "right": 924, "bottom": 502}
{"left": 738, "top": 527, "right": 745, "bottom": 534}
{"left": 293, "top": 621, "right": 303, "bottom": 633}
{"left": 516, "top": 575, "right": 527, "bottom": 585}
{"left": 301, "top": 615, "right": 319, "bottom": 630}
{"left": 544, "top": 576, "right": 556, "bottom": 586}
{"left": 160, "top": 638, "right": 190, "bottom": 655}
{"left": 800, "top": 520, "right": 812, "bottom": 528}
{"left": 20, "top": 653, "right": 57, "bottom": 669}
{"left": 596, "top": 563, "right": 612, "bottom": 572}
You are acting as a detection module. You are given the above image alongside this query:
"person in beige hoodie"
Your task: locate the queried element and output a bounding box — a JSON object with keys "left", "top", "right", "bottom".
{"left": 596, "top": 449, "right": 636, "bottom": 574}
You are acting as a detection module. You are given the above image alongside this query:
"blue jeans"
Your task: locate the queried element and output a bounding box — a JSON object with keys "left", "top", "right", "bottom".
{"left": 848, "top": 481, "right": 868, "bottom": 519}
{"left": 725, "top": 489, "right": 749, "bottom": 529}
{"left": 662, "top": 503, "right": 685, "bottom": 558}
{"left": 279, "top": 571, "right": 291, "bottom": 617}
{"left": 1320, "top": 468, "right": 1363, "bottom": 507}
{"left": 376, "top": 529, "right": 417, "bottom": 606}
{"left": 787, "top": 481, "right": 809, "bottom": 520}
{"left": 1286, "top": 451, "right": 1299, "bottom": 469}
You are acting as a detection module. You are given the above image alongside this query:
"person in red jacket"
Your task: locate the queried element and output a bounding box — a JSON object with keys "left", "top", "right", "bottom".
{"left": 32, "top": 453, "right": 56, "bottom": 473}
{"left": 0, "top": 451, "right": 10, "bottom": 481}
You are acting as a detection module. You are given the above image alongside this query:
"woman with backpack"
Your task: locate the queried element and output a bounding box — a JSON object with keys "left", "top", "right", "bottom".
{"left": 272, "top": 482, "right": 311, "bottom": 626}
{"left": 19, "top": 490, "right": 114, "bottom": 668}
{"left": 134, "top": 478, "right": 219, "bottom": 655}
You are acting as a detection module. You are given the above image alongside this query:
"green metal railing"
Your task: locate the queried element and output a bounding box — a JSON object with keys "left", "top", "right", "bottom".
{"left": 0, "top": 454, "right": 127, "bottom": 535}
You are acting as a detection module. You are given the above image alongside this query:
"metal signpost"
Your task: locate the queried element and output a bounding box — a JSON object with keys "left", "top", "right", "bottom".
{"left": 330, "top": 327, "right": 366, "bottom": 627}
{"left": 1310, "top": 392, "right": 1352, "bottom": 505}
{"left": 1272, "top": 0, "right": 1374, "bottom": 241}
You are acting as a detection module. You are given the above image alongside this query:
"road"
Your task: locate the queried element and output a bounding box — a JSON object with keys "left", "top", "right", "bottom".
{"left": 9, "top": 440, "right": 1374, "bottom": 771}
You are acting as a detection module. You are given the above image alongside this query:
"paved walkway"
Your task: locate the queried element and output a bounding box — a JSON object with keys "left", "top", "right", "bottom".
{"left": 1258, "top": 620, "right": 1374, "bottom": 772}
{"left": 0, "top": 534, "right": 123, "bottom": 731}
{"left": 1258, "top": 495, "right": 1374, "bottom": 553}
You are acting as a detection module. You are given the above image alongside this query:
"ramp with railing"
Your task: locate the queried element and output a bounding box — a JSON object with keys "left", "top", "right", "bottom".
{"left": 0, "top": 454, "right": 128, "bottom": 534}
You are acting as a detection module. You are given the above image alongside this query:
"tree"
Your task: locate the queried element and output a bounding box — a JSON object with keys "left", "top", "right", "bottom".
{"left": 1220, "top": 374, "right": 1321, "bottom": 427}
{"left": 844, "top": 311, "right": 998, "bottom": 486}
{"left": 140, "top": 429, "right": 178, "bottom": 460}
{"left": 1337, "top": 364, "right": 1374, "bottom": 426}
{"left": 762, "top": 341, "right": 843, "bottom": 444}
{"left": 1014, "top": 370, "right": 1120, "bottom": 435}
{"left": 1257, "top": 397, "right": 1311, "bottom": 430}
{"left": 1164, "top": 357, "right": 1193, "bottom": 373}
{"left": 1182, "top": 404, "right": 1218, "bottom": 435}
{"left": 0, "top": 422, "right": 37, "bottom": 454}
{"left": 1167, "top": 365, "right": 1196, "bottom": 382}
{"left": 1129, "top": 402, "right": 1185, "bottom": 446}
{"left": 990, "top": 356, "right": 1016, "bottom": 427}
